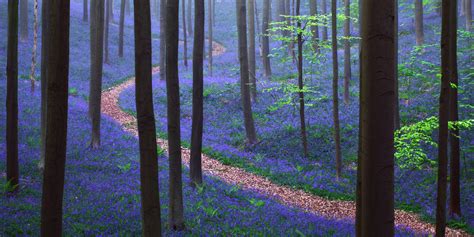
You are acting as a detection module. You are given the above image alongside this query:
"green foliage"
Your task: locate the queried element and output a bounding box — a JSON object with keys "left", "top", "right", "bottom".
{"left": 117, "top": 163, "right": 131, "bottom": 173}
{"left": 1, "top": 179, "right": 19, "bottom": 194}
{"left": 248, "top": 198, "right": 266, "bottom": 208}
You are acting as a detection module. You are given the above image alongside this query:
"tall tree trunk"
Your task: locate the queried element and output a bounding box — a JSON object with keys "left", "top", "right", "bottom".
{"left": 20, "top": 0, "right": 28, "bottom": 41}
{"left": 248, "top": 0, "right": 257, "bottom": 101}
{"left": 296, "top": 0, "right": 308, "bottom": 157}
{"left": 466, "top": 0, "right": 472, "bottom": 31}
{"left": 254, "top": 0, "right": 262, "bottom": 57}
{"left": 39, "top": 0, "right": 49, "bottom": 170}
{"left": 331, "top": 0, "right": 342, "bottom": 179}
{"left": 187, "top": 0, "right": 193, "bottom": 35}
{"left": 449, "top": 0, "right": 461, "bottom": 218}
{"left": 133, "top": 1, "right": 163, "bottom": 235}
{"left": 415, "top": 0, "right": 424, "bottom": 46}
{"left": 118, "top": 0, "right": 125, "bottom": 57}
{"left": 358, "top": 0, "right": 395, "bottom": 235}
{"left": 394, "top": 0, "right": 400, "bottom": 129}
{"left": 436, "top": 0, "right": 454, "bottom": 235}
{"left": 237, "top": 0, "right": 258, "bottom": 144}
{"left": 286, "top": 0, "right": 294, "bottom": 60}
{"left": 191, "top": 0, "right": 205, "bottom": 186}
{"left": 90, "top": 0, "right": 105, "bottom": 149}
{"left": 159, "top": 0, "right": 166, "bottom": 80}
{"left": 208, "top": 0, "right": 213, "bottom": 76}
{"left": 310, "top": 0, "right": 319, "bottom": 51}
{"left": 262, "top": 0, "right": 272, "bottom": 78}
{"left": 104, "top": 0, "right": 111, "bottom": 64}
{"left": 182, "top": 0, "right": 188, "bottom": 68}
{"left": 40, "top": 0, "right": 70, "bottom": 234}
{"left": 343, "top": 0, "right": 351, "bottom": 104}
{"left": 166, "top": 0, "right": 185, "bottom": 230}
{"left": 83, "top": 0, "right": 88, "bottom": 21}
{"left": 125, "top": 0, "right": 130, "bottom": 16}
{"left": 278, "top": 0, "right": 286, "bottom": 45}
{"left": 322, "top": 0, "right": 328, "bottom": 41}
{"left": 7, "top": 0, "right": 19, "bottom": 193}
{"left": 110, "top": 0, "right": 114, "bottom": 22}
{"left": 30, "top": 0, "right": 39, "bottom": 93}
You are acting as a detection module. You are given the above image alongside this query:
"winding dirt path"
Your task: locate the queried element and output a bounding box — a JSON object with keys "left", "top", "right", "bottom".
{"left": 100, "top": 41, "right": 468, "bottom": 236}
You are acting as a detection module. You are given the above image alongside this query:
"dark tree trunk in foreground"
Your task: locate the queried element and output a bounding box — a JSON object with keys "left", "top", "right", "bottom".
{"left": 39, "top": 0, "right": 49, "bottom": 170}
{"left": 133, "top": 1, "right": 162, "bottom": 235}
{"left": 262, "top": 0, "right": 272, "bottom": 79}
{"left": 89, "top": 0, "right": 105, "bottom": 149}
{"left": 415, "top": 0, "right": 424, "bottom": 46}
{"left": 118, "top": 0, "right": 125, "bottom": 57}
{"left": 159, "top": 0, "right": 166, "bottom": 80}
{"left": 357, "top": 0, "right": 395, "bottom": 235}
{"left": 436, "top": 0, "right": 455, "bottom": 235}
{"left": 166, "top": 0, "right": 185, "bottom": 230}
{"left": 187, "top": 0, "right": 193, "bottom": 35}
{"left": 331, "top": 0, "right": 342, "bottom": 179}
{"left": 322, "top": 0, "right": 328, "bottom": 41}
{"left": 296, "top": 0, "right": 308, "bottom": 157}
{"left": 83, "top": 0, "right": 88, "bottom": 22}
{"left": 40, "top": 0, "right": 70, "bottom": 234}
{"left": 394, "top": 0, "right": 400, "bottom": 130}
{"left": 248, "top": 0, "right": 257, "bottom": 101}
{"left": 343, "top": 0, "right": 351, "bottom": 104}
{"left": 237, "top": 0, "right": 258, "bottom": 144}
{"left": 310, "top": 0, "right": 319, "bottom": 51}
{"left": 29, "top": 0, "right": 39, "bottom": 92}
{"left": 208, "top": 0, "right": 213, "bottom": 76}
{"left": 191, "top": 0, "right": 205, "bottom": 186}
{"left": 20, "top": 0, "right": 28, "bottom": 41}
{"left": 7, "top": 0, "right": 19, "bottom": 193}
{"left": 182, "top": 0, "right": 188, "bottom": 68}
{"left": 449, "top": 0, "right": 461, "bottom": 218}
{"left": 104, "top": 0, "right": 111, "bottom": 64}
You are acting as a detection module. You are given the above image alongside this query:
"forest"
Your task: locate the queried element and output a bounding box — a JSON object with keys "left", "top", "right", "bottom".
{"left": 0, "top": 0, "right": 473, "bottom": 236}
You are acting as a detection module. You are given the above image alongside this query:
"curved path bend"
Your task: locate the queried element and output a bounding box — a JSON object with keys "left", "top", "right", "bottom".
{"left": 100, "top": 40, "right": 468, "bottom": 236}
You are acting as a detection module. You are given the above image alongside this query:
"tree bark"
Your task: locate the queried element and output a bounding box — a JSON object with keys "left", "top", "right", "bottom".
{"left": 191, "top": 0, "right": 205, "bottom": 186}
{"left": 7, "top": 0, "right": 19, "bottom": 193}
{"left": 83, "top": 0, "right": 88, "bottom": 22}
{"left": 331, "top": 0, "right": 342, "bottom": 179}
{"left": 296, "top": 0, "right": 308, "bottom": 157}
{"left": 159, "top": 0, "right": 166, "bottom": 80}
{"left": 39, "top": 0, "right": 49, "bottom": 170}
{"left": 166, "top": 0, "right": 185, "bottom": 230}
{"left": 395, "top": 0, "right": 400, "bottom": 130}
{"left": 19, "top": 0, "right": 28, "bottom": 41}
{"left": 187, "top": 0, "right": 193, "bottom": 35}
{"left": 30, "top": 0, "right": 39, "bottom": 93}
{"left": 40, "top": 0, "right": 70, "bottom": 234}
{"left": 248, "top": 0, "right": 257, "bottom": 101}
{"left": 262, "top": 0, "right": 272, "bottom": 79}
{"left": 254, "top": 0, "right": 262, "bottom": 57}
{"left": 322, "top": 0, "right": 328, "bottom": 41}
{"left": 343, "top": 0, "right": 351, "bottom": 104}
{"left": 208, "top": 0, "right": 213, "bottom": 76}
{"left": 436, "top": 0, "right": 454, "bottom": 235}
{"left": 182, "top": 0, "right": 188, "bottom": 68}
{"left": 125, "top": 0, "right": 130, "bottom": 16}
{"left": 133, "top": 1, "right": 163, "bottom": 235}
{"left": 415, "top": 0, "right": 424, "bottom": 46}
{"left": 309, "top": 0, "right": 319, "bottom": 51}
{"left": 89, "top": 0, "right": 105, "bottom": 149}
{"left": 466, "top": 0, "right": 472, "bottom": 31}
{"left": 119, "top": 0, "right": 125, "bottom": 57}
{"left": 358, "top": 0, "right": 395, "bottom": 235}
{"left": 104, "top": 0, "right": 111, "bottom": 64}
{"left": 237, "top": 0, "right": 258, "bottom": 144}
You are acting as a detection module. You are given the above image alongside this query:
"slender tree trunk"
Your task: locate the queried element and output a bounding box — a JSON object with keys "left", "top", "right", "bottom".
{"left": 358, "top": 0, "right": 395, "bottom": 235}
{"left": 159, "top": 0, "right": 166, "bottom": 80}
{"left": 248, "top": 0, "right": 257, "bottom": 101}
{"left": 286, "top": 0, "right": 294, "bottom": 60}
{"left": 237, "top": 0, "right": 258, "bottom": 144}
{"left": 20, "top": 0, "right": 28, "bottom": 41}
{"left": 394, "top": 0, "right": 400, "bottom": 129}
{"left": 415, "top": 0, "right": 424, "bottom": 46}
{"left": 310, "top": 0, "right": 319, "bottom": 51}
{"left": 331, "top": 0, "right": 342, "bottom": 179}
{"left": 191, "top": 0, "right": 205, "bottom": 186}
{"left": 133, "top": 1, "right": 163, "bottom": 235}
{"left": 30, "top": 0, "right": 39, "bottom": 93}
{"left": 436, "top": 0, "right": 454, "bottom": 235}
{"left": 83, "top": 0, "right": 88, "bottom": 21}
{"left": 262, "top": 0, "right": 272, "bottom": 78}
{"left": 296, "top": 0, "right": 308, "bottom": 157}
{"left": 278, "top": 0, "right": 286, "bottom": 45}
{"left": 208, "top": 0, "right": 213, "bottom": 76}
{"left": 110, "top": 0, "right": 115, "bottom": 22}
{"left": 40, "top": 0, "right": 70, "bottom": 234}
{"left": 182, "top": 0, "right": 188, "bottom": 68}
{"left": 449, "top": 0, "right": 461, "bottom": 217}
{"left": 166, "top": 0, "right": 185, "bottom": 230}
{"left": 119, "top": 0, "right": 125, "bottom": 57}
{"left": 39, "top": 0, "right": 49, "bottom": 170}
{"left": 90, "top": 0, "right": 105, "bottom": 149}
{"left": 104, "top": 0, "right": 110, "bottom": 64}
{"left": 466, "top": 0, "right": 472, "bottom": 31}
{"left": 7, "top": 0, "right": 19, "bottom": 193}
{"left": 125, "top": 0, "right": 130, "bottom": 16}
{"left": 187, "top": 0, "right": 193, "bottom": 35}
{"left": 343, "top": 0, "right": 351, "bottom": 104}
{"left": 322, "top": 0, "right": 328, "bottom": 41}
{"left": 255, "top": 0, "right": 262, "bottom": 57}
